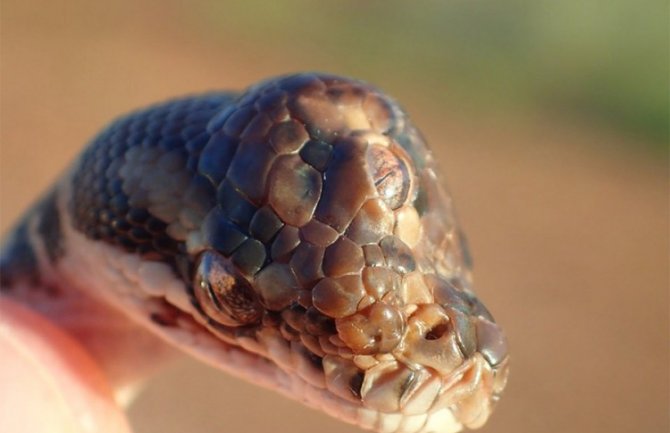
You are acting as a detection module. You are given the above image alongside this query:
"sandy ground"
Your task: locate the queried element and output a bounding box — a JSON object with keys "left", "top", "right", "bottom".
{"left": 1, "top": 1, "right": 668, "bottom": 433}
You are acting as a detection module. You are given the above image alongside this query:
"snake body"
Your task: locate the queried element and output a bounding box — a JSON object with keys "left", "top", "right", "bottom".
{"left": 0, "top": 73, "right": 508, "bottom": 433}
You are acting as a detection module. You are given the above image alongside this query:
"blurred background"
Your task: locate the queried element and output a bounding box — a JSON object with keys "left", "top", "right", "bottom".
{"left": 1, "top": 1, "right": 667, "bottom": 432}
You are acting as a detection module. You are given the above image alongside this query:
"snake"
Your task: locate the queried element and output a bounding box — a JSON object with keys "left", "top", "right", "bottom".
{"left": 0, "top": 73, "right": 508, "bottom": 433}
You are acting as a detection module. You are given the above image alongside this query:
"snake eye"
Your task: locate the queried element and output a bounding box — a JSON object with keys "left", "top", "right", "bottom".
{"left": 194, "top": 250, "right": 263, "bottom": 327}
{"left": 368, "top": 145, "right": 411, "bottom": 210}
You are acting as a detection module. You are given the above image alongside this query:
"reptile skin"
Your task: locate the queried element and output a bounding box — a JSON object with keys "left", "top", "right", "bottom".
{"left": 0, "top": 72, "right": 508, "bottom": 433}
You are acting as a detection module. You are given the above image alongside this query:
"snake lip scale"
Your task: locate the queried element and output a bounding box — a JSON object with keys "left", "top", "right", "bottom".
{"left": 0, "top": 72, "right": 509, "bottom": 433}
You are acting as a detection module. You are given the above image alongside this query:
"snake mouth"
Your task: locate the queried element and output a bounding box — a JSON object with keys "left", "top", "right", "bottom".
{"left": 167, "top": 297, "right": 509, "bottom": 433}
{"left": 169, "top": 259, "right": 510, "bottom": 433}
{"left": 171, "top": 242, "right": 509, "bottom": 433}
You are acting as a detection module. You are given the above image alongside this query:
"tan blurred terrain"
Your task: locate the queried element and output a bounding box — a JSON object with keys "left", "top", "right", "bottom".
{"left": 1, "top": 1, "right": 668, "bottom": 433}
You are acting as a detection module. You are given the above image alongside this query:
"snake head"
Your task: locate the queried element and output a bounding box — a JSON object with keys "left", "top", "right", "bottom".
{"left": 186, "top": 73, "right": 509, "bottom": 432}
{"left": 71, "top": 73, "right": 508, "bottom": 433}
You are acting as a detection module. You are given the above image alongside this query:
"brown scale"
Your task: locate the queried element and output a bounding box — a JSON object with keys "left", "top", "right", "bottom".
{"left": 226, "top": 139, "right": 277, "bottom": 204}
{"left": 362, "top": 267, "right": 401, "bottom": 301}
{"left": 362, "top": 244, "right": 386, "bottom": 267}
{"left": 289, "top": 242, "right": 325, "bottom": 286}
{"left": 299, "top": 219, "right": 339, "bottom": 247}
{"left": 311, "top": 275, "right": 366, "bottom": 318}
{"left": 322, "top": 237, "right": 365, "bottom": 278}
{"left": 335, "top": 302, "right": 405, "bottom": 355}
{"left": 268, "top": 119, "right": 309, "bottom": 154}
{"left": 254, "top": 263, "right": 299, "bottom": 310}
{"left": 270, "top": 225, "right": 300, "bottom": 262}
{"left": 281, "top": 304, "right": 306, "bottom": 333}
{"left": 239, "top": 112, "right": 274, "bottom": 142}
{"left": 268, "top": 155, "right": 322, "bottom": 227}
{"left": 400, "top": 271, "right": 433, "bottom": 305}
{"left": 315, "top": 137, "right": 378, "bottom": 232}
{"left": 253, "top": 89, "right": 289, "bottom": 122}
{"left": 346, "top": 198, "right": 395, "bottom": 244}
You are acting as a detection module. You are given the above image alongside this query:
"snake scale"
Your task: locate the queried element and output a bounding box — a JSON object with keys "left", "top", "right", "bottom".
{"left": 0, "top": 73, "right": 508, "bottom": 433}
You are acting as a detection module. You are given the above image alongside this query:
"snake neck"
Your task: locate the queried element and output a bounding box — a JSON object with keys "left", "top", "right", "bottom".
{"left": 0, "top": 184, "right": 179, "bottom": 397}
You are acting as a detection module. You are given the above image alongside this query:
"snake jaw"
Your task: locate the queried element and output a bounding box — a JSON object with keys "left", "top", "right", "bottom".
{"left": 57, "top": 72, "right": 509, "bottom": 432}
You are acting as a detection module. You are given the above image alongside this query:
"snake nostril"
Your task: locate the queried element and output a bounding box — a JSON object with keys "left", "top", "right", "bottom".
{"left": 400, "top": 304, "right": 465, "bottom": 375}
{"left": 424, "top": 322, "right": 450, "bottom": 341}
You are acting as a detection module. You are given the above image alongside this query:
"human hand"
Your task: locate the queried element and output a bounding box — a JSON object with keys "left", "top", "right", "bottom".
{"left": 0, "top": 299, "right": 132, "bottom": 433}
